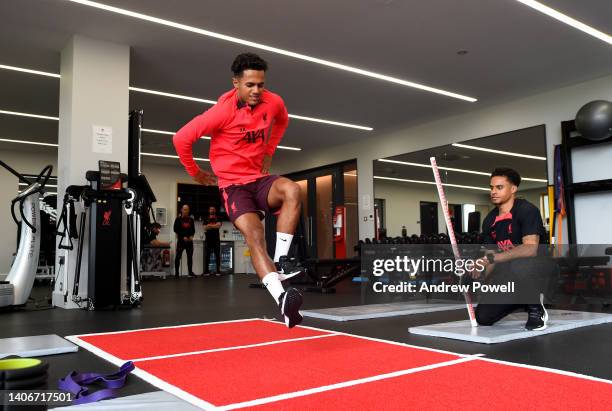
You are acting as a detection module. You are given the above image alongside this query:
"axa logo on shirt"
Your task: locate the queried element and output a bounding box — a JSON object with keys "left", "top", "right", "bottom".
{"left": 497, "top": 239, "right": 514, "bottom": 251}
{"left": 235, "top": 129, "right": 265, "bottom": 145}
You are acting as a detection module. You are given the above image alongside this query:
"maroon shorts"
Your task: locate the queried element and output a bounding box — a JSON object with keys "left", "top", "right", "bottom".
{"left": 220, "top": 175, "right": 280, "bottom": 223}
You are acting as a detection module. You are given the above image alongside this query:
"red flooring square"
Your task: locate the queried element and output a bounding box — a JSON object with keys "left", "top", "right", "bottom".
{"left": 76, "top": 319, "right": 329, "bottom": 360}
{"left": 134, "top": 334, "right": 458, "bottom": 406}
{"left": 244, "top": 358, "right": 612, "bottom": 410}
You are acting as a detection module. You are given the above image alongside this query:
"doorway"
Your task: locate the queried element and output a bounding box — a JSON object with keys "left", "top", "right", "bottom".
{"left": 419, "top": 201, "right": 438, "bottom": 236}
{"left": 286, "top": 161, "right": 358, "bottom": 259}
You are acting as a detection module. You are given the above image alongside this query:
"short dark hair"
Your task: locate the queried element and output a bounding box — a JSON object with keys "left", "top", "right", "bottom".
{"left": 231, "top": 53, "right": 268, "bottom": 77}
{"left": 491, "top": 168, "right": 521, "bottom": 187}
{"left": 152, "top": 222, "right": 161, "bottom": 229}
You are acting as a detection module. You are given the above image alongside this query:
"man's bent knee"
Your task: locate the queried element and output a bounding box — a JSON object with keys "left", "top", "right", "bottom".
{"left": 475, "top": 307, "right": 497, "bottom": 326}
{"left": 285, "top": 182, "right": 300, "bottom": 203}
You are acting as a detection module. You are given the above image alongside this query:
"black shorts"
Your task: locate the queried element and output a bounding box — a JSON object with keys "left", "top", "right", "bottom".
{"left": 219, "top": 175, "right": 280, "bottom": 223}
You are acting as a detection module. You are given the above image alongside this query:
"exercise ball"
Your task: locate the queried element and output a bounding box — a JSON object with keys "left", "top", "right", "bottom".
{"left": 575, "top": 100, "right": 612, "bottom": 141}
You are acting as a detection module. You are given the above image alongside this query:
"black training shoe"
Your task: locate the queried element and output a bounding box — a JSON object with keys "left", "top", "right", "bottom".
{"left": 278, "top": 288, "right": 303, "bottom": 328}
{"left": 525, "top": 294, "right": 548, "bottom": 331}
{"left": 276, "top": 256, "right": 304, "bottom": 281}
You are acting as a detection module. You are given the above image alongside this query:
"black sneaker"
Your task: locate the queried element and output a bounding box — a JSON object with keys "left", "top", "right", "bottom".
{"left": 276, "top": 256, "right": 304, "bottom": 281}
{"left": 525, "top": 294, "right": 548, "bottom": 331}
{"left": 278, "top": 288, "right": 303, "bottom": 328}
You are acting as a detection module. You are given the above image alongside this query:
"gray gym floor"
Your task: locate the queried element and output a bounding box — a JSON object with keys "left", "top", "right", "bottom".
{"left": 1, "top": 275, "right": 611, "bottom": 398}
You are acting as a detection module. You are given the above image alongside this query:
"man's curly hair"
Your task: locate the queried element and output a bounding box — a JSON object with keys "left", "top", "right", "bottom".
{"left": 491, "top": 167, "right": 521, "bottom": 187}
{"left": 231, "top": 53, "right": 268, "bottom": 77}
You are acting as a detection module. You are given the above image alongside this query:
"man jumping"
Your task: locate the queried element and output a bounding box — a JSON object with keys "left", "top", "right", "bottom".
{"left": 173, "top": 52, "right": 304, "bottom": 327}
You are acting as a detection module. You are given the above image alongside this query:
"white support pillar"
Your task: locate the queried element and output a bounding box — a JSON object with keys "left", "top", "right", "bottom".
{"left": 357, "top": 155, "right": 375, "bottom": 240}
{"left": 53, "top": 35, "right": 130, "bottom": 308}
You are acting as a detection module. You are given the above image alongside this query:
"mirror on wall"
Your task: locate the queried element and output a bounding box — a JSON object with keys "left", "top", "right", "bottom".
{"left": 373, "top": 125, "right": 548, "bottom": 240}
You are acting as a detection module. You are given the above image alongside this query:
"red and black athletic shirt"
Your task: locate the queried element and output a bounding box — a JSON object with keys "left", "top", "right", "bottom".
{"left": 173, "top": 216, "right": 195, "bottom": 244}
{"left": 482, "top": 199, "right": 545, "bottom": 251}
{"left": 173, "top": 88, "right": 289, "bottom": 188}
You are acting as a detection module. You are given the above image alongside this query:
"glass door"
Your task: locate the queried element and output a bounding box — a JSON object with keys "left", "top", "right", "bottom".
{"left": 286, "top": 160, "right": 357, "bottom": 260}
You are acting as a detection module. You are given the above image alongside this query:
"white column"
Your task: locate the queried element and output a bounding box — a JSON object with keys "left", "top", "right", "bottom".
{"left": 357, "top": 155, "right": 375, "bottom": 240}
{"left": 53, "top": 35, "right": 130, "bottom": 308}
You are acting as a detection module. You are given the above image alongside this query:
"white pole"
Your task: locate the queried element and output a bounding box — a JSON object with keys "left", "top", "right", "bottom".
{"left": 430, "top": 157, "right": 478, "bottom": 327}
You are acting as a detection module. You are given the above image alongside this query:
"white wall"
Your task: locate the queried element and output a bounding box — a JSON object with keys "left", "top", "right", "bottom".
{"left": 518, "top": 187, "right": 547, "bottom": 214}
{"left": 273, "top": 73, "right": 612, "bottom": 243}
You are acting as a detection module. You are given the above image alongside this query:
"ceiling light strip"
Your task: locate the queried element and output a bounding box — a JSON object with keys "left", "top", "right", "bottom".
{"left": 0, "top": 64, "right": 61, "bottom": 78}
{"left": 0, "top": 138, "right": 211, "bottom": 161}
{"left": 131, "top": 87, "right": 373, "bottom": 131}
{"left": 141, "top": 152, "right": 209, "bottom": 162}
{"left": 287, "top": 114, "right": 372, "bottom": 131}
{"left": 374, "top": 175, "right": 489, "bottom": 191}
{"left": 141, "top": 128, "right": 300, "bottom": 150}
{"left": 0, "top": 66, "right": 375, "bottom": 131}
{"left": 129, "top": 87, "right": 217, "bottom": 104}
{"left": 452, "top": 143, "right": 546, "bottom": 160}
{"left": 67, "top": 0, "right": 477, "bottom": 102}
{"left": 378, "top": 158, "right": 547, "bottom": 182}
{"left": 0, "top": 138, "right": 58, "bottom": 147}
{"left": 515, "top": 0, "right": 612, "bottom": 45}
{"left": 0, "top": 110, "right": 59, "bottom": 121}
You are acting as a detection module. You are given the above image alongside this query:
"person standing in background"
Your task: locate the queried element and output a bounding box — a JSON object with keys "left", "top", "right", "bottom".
{"left": 203, "top": 205, "right": 222, "bottom": 277}
{"left": 174, "top": 204, "right": 196, "bottom": 278}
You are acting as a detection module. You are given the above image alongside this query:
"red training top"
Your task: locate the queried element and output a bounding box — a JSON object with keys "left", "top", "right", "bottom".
{"left": 173, "top": 88, "right": 289, "bottom": 188}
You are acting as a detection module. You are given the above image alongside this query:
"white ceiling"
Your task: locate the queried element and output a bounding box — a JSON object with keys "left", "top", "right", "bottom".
{"left": 0, "top": 0, "right": 610, "bottom": 167}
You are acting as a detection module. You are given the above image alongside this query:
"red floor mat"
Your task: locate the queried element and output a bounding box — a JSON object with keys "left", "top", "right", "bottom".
{"left": 244, "top": 358, "right": 612, "bottom": 410}
{"left": 134, "top": 334, "right": 458, "bottom": 406}
{"left": 77, "top": 319, "right": 328, "bottom": 360}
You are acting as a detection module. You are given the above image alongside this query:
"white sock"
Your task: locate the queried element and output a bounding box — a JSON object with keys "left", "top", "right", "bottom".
{"left": 262, "top": 272, "right": 285, "bottom": 302}
{"left": 274, "top": 232, "right": 294, "bottom": 262}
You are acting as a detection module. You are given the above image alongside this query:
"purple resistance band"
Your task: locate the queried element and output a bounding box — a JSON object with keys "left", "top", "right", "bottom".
{"left": 58, "top": 361, "right": 135, "bottom": 405}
